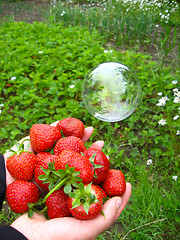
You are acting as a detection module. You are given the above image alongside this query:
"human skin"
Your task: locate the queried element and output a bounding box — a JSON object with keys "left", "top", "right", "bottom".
{"left": 11, "top": 183, "right": 131, "bottom": 240}
{"left": 3, "top": 121, "right": 132, "bottom": 240}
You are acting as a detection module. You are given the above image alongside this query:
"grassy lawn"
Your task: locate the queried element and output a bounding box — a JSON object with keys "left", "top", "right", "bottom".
{"left": 0, "top": 0, "right": 179, "bottom": 239}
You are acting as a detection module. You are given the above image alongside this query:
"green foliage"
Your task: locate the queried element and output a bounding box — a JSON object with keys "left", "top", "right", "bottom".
{"left": 0, "top": 21, "right": 106, "bottom": 150}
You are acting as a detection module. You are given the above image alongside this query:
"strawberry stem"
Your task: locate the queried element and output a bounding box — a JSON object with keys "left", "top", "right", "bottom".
{"left": 28, "top": 199, "right": 48, "bottom": 218}
{"left": 89, "top": 153, "right": 103, "bottom": 178}
{"left": 43, "top": 176, "right": 69, "bottom": 202}
{"left": 9, "top": 139, "right": 31, "bottom": 157}
{"left": 19, "top": 138, "right": 31, "bottom": 151}
{"left": 39, "top": 163, "right": 82, "bottom": 203}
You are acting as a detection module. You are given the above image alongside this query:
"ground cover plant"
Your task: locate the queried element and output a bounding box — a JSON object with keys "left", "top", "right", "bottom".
{"left": 0, "top": 0, "right": 179, "bottom": 239}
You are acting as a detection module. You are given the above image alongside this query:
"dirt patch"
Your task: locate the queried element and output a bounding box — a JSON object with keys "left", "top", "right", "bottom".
{"left": 0, "top": 0, "right": 50, "bottom": 23}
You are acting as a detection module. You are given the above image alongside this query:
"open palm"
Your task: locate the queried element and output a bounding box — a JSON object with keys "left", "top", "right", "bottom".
{"left": 4, "top": 122, "right": 131, "bottom": 240}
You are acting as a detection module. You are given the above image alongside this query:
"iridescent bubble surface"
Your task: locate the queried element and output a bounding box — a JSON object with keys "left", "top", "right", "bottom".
{"left": 81, "top": 62, "right": 141, "bottom": 122}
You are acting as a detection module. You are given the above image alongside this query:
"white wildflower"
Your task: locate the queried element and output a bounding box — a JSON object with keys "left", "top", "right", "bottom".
{"left": 172, "top": 80, "right": 177, "bottom": 84}
{"left": 173, "top": 88, "right": 178, "bottom": 93}
{"left": 158, "top": 119, "right": 167, "bottom": 125}
{"left": 174, "top": 97, "right": 180, "bottom": 103}
{"left": 38, "top": 51, "right": 43, "bottom": 54}
{"left": 147, "top": 159, "right": 152, "bottom": 165}
{"left": 162, "top": 96, "right": 169, "bottom": 101}
{"left": 176, "top": 130, "right": 180, "bottom": 135}
{"left": 156, "top": 101, "right": 165, "bottom": 106}
{"left": 174, "top": 91, "right": 180, "bottom": 98}
{"left": 69, "top": 84, "right": 75, "bottom": 89}
{"left": 11, "top": 76, "right": 16, "bottom": 80}
{"left": 61, "top": 11, "right": 66, "bottom": 16}
{"left": 104, "top": 50, "right": 113, "bottom": 54}
{"left": 157, "top": 92, "right": 162, "bottom": 96}
{"left": 172, "top": 176, "right": 177, "bottom": 181}
{"left": 173, "top": 115, "right": 179, "bottom": 120}
{"left": 156, "top": 96, "right": 169, "bottom": 106}
{"left": 156, "top": 101, "right": 166, "bottom": 106}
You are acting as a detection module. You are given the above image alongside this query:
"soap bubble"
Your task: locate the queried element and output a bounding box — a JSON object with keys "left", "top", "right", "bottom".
{"left": 81, "top": 62, "right": 141, "bottom": 122}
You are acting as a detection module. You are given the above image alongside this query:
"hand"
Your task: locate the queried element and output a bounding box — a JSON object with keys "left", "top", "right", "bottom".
{"left": 11, "top": 182, "right": 131, "bottom": 240}
{"left": 4, "top": 121, "right": 131, "bottom": 239}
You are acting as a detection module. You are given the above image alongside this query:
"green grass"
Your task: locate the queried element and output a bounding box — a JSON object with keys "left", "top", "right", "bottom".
{"left": 0, "top": 0, "right": 180, "bottom": 239}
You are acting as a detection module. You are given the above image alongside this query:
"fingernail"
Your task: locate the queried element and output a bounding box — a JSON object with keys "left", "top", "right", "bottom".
{"left": 116, "top": 199, "right": 123, "bottom": 210}
{"left": 86, "top": 126, "right": 94, "bottom": 130}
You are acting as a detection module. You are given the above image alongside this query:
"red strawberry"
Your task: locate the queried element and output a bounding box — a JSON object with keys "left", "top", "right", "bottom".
{"left": 6, "top": 151, "right": 36, "bottom": 181}
{"left": 102, "top": 169, "right": 126, "bottom": 197}
{"left": 83, "top": 148, "right": 110, "bottom": 184}
{"left": 36, "top": 152, "right": 52, "bottom": 163}
{"left": 45, "top": 188, "right": 71, "bottom": 219}
{"left": 30, "top": 124, "right": 61, "bottom": 153}
{"left": 54, "top": 136, "right": 86, "bottom": 155}
{"left": 54, "top": 149, "right": 94, "bottom": 184}
{"left": 56, "top": 117, "right": 84, "bottom": 139}
{"left": 34, "top": 153, "right": 59, "bottom": 191}
{"left": 95, "top": 185, "right": 107, "bottom": 199}
{"left": 6, "top": 180, "right": 40, "bottom": 214}
{"left": 67, "top": 183, "right": 103, "bottom": 220}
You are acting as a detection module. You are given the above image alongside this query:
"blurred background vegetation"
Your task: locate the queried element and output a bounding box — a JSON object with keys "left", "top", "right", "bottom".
{"left": 0, "top": 0, "right": 179, "bottom": 239}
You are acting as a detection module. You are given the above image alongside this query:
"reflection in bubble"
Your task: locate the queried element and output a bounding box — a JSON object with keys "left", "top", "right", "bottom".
{"left": 81, "top": 62, "right": 141, "bottom": 122}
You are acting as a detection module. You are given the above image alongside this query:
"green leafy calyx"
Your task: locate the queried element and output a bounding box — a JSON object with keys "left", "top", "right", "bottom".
{"left": 8, "top": 139, "right": 31, "bottom": 157}
{"left": 41, "top": 163, "right": 82, "bottom": 202}
{"left": 89, "top": 153, "right": 103, "bottom": 178}
{"left": 70, "top": 183, "right": 99, "bottom": 215}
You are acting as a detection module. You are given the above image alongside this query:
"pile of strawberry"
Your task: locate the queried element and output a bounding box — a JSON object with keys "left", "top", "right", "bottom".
{"left": 6, "top": 117, "right": 126, "bottom": 220}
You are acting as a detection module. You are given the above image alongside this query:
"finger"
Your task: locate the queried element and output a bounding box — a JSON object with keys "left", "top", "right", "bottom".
{"left": 115, "top": 182, "right": 132, "bottom": 220}
{"left": 50, "top": 121, "right": 59, "bottom": 127}
{"left": 29, "top": 212, "right": 47, "bottom": 221}
{"left": 82, "top": 127, "right": 94, "bottom": 143}
{"left": 90, "top": 140, "right": 104, "bottom": 150}
{"left": 50, "top": 123, "right": 94, "bottom": 143}
{"left": 79, "top": 197, "right": 123, "bottom": 239}
{"left": 82, "top": 182, "right": 131, "bottom": 238}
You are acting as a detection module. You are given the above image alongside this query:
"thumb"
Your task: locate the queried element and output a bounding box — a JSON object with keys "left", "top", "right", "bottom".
{"left": 86, "top": 182, "right": 131, "bottom": 238}
{"left": 102, "top": 197, "right": 123, "bottom": 225}
{"left": 85, "top": 197, "right": 123, "bottom": 237}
